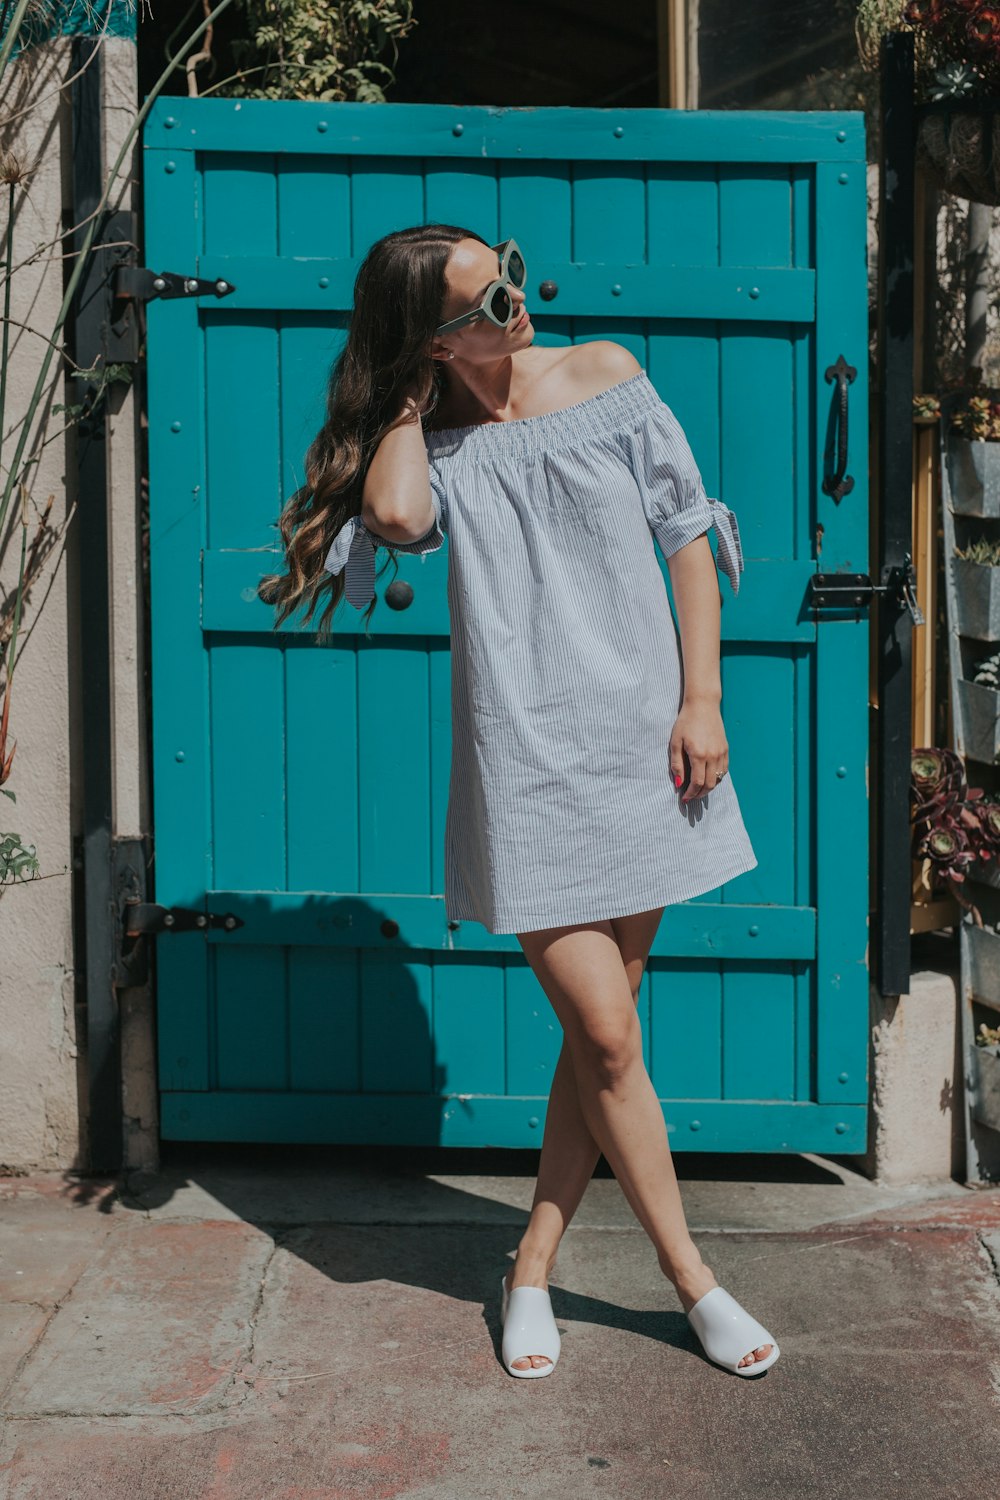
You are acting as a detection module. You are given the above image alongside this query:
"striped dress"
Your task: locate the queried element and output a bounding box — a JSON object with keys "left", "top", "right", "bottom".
{"left": 324, "top": 368, "right": 758, "bottom": 935}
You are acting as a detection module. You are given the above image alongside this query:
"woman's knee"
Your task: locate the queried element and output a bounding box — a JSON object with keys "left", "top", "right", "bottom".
{"left": 570, "top": 1006, "right": 644, "bottom": 1087}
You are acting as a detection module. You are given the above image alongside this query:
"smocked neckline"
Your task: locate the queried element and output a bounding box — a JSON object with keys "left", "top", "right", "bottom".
{"left": 422, "top": 368, "right": 659, "bottom": 459}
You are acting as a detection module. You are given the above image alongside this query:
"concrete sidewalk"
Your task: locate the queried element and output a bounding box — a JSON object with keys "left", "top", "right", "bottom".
{"left": 1, "top": 1144, "right": 998, "bottom": 1499}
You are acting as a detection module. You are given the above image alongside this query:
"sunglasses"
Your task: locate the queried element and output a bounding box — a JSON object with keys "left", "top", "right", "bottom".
{"left": 434, "top": 239, "right": 527, "bottom": 336}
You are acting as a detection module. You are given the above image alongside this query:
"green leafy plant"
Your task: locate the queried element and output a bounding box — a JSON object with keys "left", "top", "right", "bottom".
{"left": 856, "top": 0, "right": 1000, "bottom": 99}
{"left": 221, "top": 0, "right": 417, "bottom": 102}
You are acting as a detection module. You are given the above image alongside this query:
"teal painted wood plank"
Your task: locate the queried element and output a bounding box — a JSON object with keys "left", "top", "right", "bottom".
{"left": 351, "top": 159, "right": 425, "bottom": 252}
{"left": 719, "top": 165, "right": 792, "bottom": 267}
{"left": 278, "top": 317, "right": 349, "bottom": 542}
{"left": 145, "top": 99, "right": 867, "bottom": 163}
{"left": 193, "top": 257, "right": 816, "bottom": 321}
{"left": 721, "top": 324, "right": 796, "bottom": 559}
{"left": 648, "top": 165, "right": 719, "bottom": 267}
{"left": 289, "top": 945, "right": 361, "bottom": 1092}
{"left": 649, "top": 963, "right": 722, "bottom": 1101}
{"left": 506, "top": 961, "right": 562, "bottom": 1098}
{"left": 721, "top": 651, "right": 796, "bottom": 907}
{"left": 361, "top": 949, "right": 434, "bottom": 1093}
{"left": 209, "top": 639, "right": 286, "bottom": 890}
{"left": 277, "top": 157, "right": 351, "bottom": 258}
{"left": 434, "top": 953, "right": 506, "bottom": 1096}
{"left": 204, "top": 892, "right": 817, "bottom": 957}
{"left": 429, "top": 645, "right": 451, "bottom": 902}
{"left": 285, "top": 640, "right": 360, "bottom": 893}
{"left": 205, "top": 312, "right": 281, "bottom": 550}
{"left": 425, "top": 158, "right": 498, "bottom": 235}
{"left": 203, "top": 151, "right": 277, "bottom": 255}
{"left": 144, "top": 142, "right": 213, "bottom": 1094}
{"left": 724, "top": 964, "right": 797, "bottom": 1101}
{"left": 813, "top": 161, "right": 870, "bottom": 1109}
{"left": 160, "top": 1091, "right": 868, "bottom": 1151}
{"left": 358, "top": 641, "right": 436, "bottom": 895}
{"left": 497, "top": 160, "right": 572, "bottom": 271}
{"left": 201, "top": 548, "right": 449, "bottom": 636}
{"left": 214, "top": 944, "right": 287, "bottom": 1089}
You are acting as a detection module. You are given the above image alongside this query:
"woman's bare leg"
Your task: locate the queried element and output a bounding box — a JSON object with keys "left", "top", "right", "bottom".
{"left": 503, "top": 909, "right": 660, "bottom": 1370}
{"left": 505, "top": 915, "right": 772, "bottom": 1371}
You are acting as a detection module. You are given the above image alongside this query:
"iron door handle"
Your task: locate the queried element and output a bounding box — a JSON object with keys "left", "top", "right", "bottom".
{"left": 822, "top": 354, "right": 857, "bottom": 499}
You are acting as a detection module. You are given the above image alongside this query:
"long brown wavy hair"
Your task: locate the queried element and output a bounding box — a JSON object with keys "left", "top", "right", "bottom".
{"left": 257, "top": 222, "right": 488, "bottom": 638}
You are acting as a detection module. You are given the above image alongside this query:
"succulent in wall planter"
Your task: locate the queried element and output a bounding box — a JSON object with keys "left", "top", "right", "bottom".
{"left": 952, "top": 534, "right": 1000, "bottom": 636}
{"left": 910, "top": 747, "right": 1000, "bottom": 920}
{"left": 957, "top": 646, "right": 1000, "bottom": 766}
{"left": 947, "top": 390, "right": 1000, "bottom": 517}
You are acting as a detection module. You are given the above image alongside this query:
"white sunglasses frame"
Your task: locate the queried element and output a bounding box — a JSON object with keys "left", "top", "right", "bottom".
{"left": 434, "top": 240, "right": 527, "bottom": 337}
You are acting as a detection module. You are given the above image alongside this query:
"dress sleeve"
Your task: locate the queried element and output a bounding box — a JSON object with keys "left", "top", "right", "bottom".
{"left": 625, "top": 400, "right": 745, "bottom": 596}
{"left": 323, "top": 471, "right": 447, "bottom": 610}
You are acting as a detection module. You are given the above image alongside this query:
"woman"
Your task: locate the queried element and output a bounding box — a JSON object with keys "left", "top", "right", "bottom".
{"left": 260, "top": 224, "right": 779, "bottom": 1381}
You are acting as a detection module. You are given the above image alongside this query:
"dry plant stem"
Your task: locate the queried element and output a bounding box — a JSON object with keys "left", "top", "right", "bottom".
{"left": 0, "top": 0, "right": 240, "bottom": 546}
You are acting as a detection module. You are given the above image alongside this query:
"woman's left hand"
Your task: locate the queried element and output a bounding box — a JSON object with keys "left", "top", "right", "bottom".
{"left": 669, "top": 702, "right": 729, "bottom": 804}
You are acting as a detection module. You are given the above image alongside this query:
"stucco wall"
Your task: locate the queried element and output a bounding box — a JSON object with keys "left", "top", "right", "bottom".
{"left": 0, "top": 33, "right": 151, "bottom": 1171}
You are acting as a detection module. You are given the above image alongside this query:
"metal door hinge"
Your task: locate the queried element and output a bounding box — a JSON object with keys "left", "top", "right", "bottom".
{"left": 125, "top": 902, "right": 244, "bottom": 934}
{"left": 113, "top": 267, "right": 237, "bottom": 302}
{"left": 808, "top": 555, "right": 924, "bottom": 623}
{"left": 113, "top": 890, "right": 244, "bottom": 991}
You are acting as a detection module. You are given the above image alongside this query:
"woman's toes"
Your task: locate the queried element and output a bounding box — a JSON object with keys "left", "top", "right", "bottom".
{"left": 511, "top": 1354, "right": 551, "bottom": 1370}
{"left": 739, "top": 1343, "right": 771, "bottom": 1366}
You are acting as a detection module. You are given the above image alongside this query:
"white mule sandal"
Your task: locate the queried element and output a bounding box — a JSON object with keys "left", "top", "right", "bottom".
{"left": 499, "top": 1272, "right": 561, "bottom": 1378}
{"left": 686, "top": 1286, "right": 780, "bottom": 1377}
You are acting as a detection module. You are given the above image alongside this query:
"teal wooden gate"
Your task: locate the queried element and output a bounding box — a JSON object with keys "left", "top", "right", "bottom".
{"left": 143, "top": 100, "right": 869, "bottom": 1152}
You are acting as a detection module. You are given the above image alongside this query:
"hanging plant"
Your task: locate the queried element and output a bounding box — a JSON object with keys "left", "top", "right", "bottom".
{"left": 910, "top": 1, "right": 1000, "bottom": 203}
{"left": 856, "top": 2, "right": 1000, "bottom": 202}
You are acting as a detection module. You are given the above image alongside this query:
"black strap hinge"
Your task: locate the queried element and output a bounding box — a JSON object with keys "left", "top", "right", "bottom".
{"left": 113, "top": 267, "right": 237, "bottom": 303}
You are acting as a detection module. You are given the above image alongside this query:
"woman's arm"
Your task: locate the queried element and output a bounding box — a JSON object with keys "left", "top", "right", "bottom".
{"left": 360, "top": 400, "right": 438, "bottom": 545}
{"left": 666, "top": 539, "right": 729, "bottom": 802}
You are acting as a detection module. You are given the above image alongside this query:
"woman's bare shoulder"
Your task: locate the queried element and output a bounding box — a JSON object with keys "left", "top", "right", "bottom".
{"left": 566, "top": 341, "right": 644, "bottom": 396}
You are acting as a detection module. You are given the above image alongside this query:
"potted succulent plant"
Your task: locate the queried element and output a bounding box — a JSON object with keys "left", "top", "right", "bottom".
{"left": 957, "top": 645, "right": 1000, "bottom": 763}
{"left": 911, "top": 745, "right": 1000, "bottom": 904}
{"left": 946, "top": 384, "right": 1000, "bottom": 517}
{"left": 952, "top": 533, "right": 1000, "bottom": 636}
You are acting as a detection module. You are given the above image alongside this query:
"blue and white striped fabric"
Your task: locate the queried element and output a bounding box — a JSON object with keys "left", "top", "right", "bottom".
{"left": 325, "top": 368, "right": 757, "bottom": 934}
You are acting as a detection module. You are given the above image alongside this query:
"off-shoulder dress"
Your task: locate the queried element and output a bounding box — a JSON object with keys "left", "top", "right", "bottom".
{"left": 324, "top": 368, "right": 758, "bottom": 935}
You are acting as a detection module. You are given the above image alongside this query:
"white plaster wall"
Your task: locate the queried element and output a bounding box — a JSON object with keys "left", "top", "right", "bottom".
{"left": 0, "top": 38, "right": 81, "bottom": 1170}
{"left": 0, "top": 35, "right": 153, "bottom": 1171}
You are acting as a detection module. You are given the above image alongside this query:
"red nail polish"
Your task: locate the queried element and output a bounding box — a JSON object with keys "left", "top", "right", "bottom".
{"left": 673, "top": 772, "right": 682, "bottom": 787}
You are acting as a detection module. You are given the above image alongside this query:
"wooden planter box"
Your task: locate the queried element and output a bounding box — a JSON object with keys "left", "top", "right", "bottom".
{"left": 947, "top": 436, "right": 1000, "bottom": 518}
{"left": 957, "top": 678, "right": 1000, "bottom": 765}
{"left": 952, "top": 559, "right": 1000, "bottom": 638}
